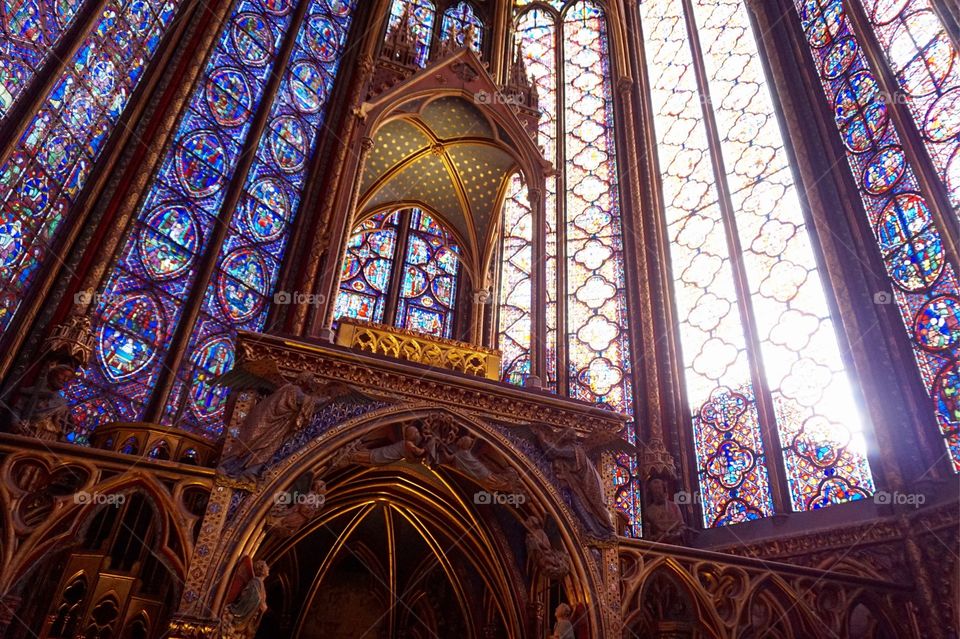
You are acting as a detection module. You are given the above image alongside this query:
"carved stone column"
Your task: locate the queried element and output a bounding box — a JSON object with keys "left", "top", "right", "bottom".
{"left": 291, "top": 54, "right": 377, "bottom": 335}
{"left": 173, "top": 478, "right": 236, "bottom": 620}
{"left": 316, "top": 135, "right": 377, "bottom": 341}
{"left": 528, "top": 185, "right": 546, "bottom": 389}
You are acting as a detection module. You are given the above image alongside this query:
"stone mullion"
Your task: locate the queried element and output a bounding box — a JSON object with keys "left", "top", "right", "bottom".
{"left": 622, "top": 0, "right": 697, "bottom": 512}
{"left": 317, "top": 135, "right": 377, "bottom": 339}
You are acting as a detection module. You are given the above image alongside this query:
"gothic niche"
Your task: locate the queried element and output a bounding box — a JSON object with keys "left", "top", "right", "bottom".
{"left": 248, "top": 412, "right": 584, "bottom": 638}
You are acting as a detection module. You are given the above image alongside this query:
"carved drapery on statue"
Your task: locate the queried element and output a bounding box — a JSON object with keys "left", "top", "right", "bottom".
{"left": 215, "top": 362, "right": 357, "bottom": 480}
{"left": 220, "top": 558, "right": 269, "bottom": 639}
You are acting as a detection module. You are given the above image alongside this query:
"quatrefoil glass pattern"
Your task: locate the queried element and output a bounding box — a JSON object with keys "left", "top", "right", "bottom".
{"left": 641, "top": 0, "right": 876, "bottom": 525}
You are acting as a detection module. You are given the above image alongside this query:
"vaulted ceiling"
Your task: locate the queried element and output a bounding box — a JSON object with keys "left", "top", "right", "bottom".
{"left": 357, "top": 96, "right": 520, "bottom": 271}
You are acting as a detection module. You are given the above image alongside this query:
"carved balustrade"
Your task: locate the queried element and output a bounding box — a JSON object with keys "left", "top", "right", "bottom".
{"left": 334, "top": 318, "right": 502, "bottom": 380}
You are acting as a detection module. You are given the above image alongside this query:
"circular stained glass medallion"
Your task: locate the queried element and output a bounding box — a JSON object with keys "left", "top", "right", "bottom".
{"left": 934, "top": 362, "right": 960, "bottom": 425}
{"left": 243, "top": 178, "right": 289, "bottom": 241}
{"left": 206, "top": 68, "right": 252, "bottom": 127}
{"left": 916, "top": 295, "right": 960, "bottom": 352}
{"left": 863, "top": 146, "right": 906, "bottom": 194}
{"left": 175, "top": 131, "right": 226, "bottom": 197}
{"left": 289, "top": 62, "right": 327, "bottom": 113}
{"left": 924, "top": 88, "right": 960, "bottom": 143}
{"left": 886, "top": 229, "right": 944, "bottom": 291}
{"left": 823, "top": 37, "right": 857, "bottom": 79}
{"left": 307, "top": 15, "right": 340, "bottom": 62}
{"left": 232, "top": 13, "right": 274, "bottom": 67}
{"left": 217, "top": 249, "right": 268, "bottom": 320}
{"left": 138, "top": 205, "right": 200, "bottom": 280}
{"left": 188, "top": 335, "right": 234, "bottom": 418}
{"left": 876, "top": 192, "right": 931, "bottom": 251}
{"left": 269, "top": 115, "right": 308, "bottom": 172}
{"left": 98, "top": 293, "right": 164, "bottom": 381}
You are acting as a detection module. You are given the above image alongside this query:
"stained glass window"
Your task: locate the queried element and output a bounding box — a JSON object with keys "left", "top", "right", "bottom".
{"left": 161, "top": 0, "right": 357, "bottom": 432}
{"left": 501, "top": 1, "right": 639, "bottom": 533}
{"left": 795, "top": 0, "right": 960, "bottom": 469}
{"left": 858, "top": 0, "right": 959, "bottom": 212}
{"left": 497, "top": 173, "right": 532, "bottom": 385}
{"left": 396, "top": 209, "right": 460, "bottom": 338}
{"left": 0, "top": 0, "right": 183, "bottom": 335}
{"left": 335, "top": 211, "right": 401, "bottom": 325}
{"left": 641, "top": 0, "right": 877, "bottom": 526}
{"left": 387, "top": 0, "right": 435, "bottom": 67}
{"left": 563, "top": 3, "right": 633, "bottom": 417}
{"left": 440, "top": 1, "right": 481, "bottom": 51}
{"left": 65, "top": 0, "right": 358, "bottom": 438}
{"left": 0, "top": 0, "right": 90, "bottom": 117}
{"left": 334, "top": 208, "right": 462, "bottom": 340}
{"left": 508, "top": 7, "right": 558, "bottom": 391}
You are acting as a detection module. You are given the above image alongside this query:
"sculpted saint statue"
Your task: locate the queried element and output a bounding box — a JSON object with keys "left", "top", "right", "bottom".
{"left": 221, "top": 559, "right": 269, "bottom": 639}
{"left": 10, "top": 365, "right": 75, "bottom": 441}
{"left": 523, "top": 515, "right": 570, "bottom": 580}
{"left": 643, "top": 478, "right": 688, "bottom": 545}
{"left": 531, "top": 424, "right": 615, "bottom": 538}
{"left": 439, "top": 433, "right": 520, "bottom": 492}
{"left": 347, "top": 424, "right": 426, "bottom": 466}
{"left": 219, "top": 373, "right": 337, "bottom": 479}
{"left": 549, "top": 604, "right": 576, "bottom": 639}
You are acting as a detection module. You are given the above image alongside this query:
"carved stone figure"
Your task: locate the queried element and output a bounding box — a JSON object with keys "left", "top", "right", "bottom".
{"left": 266, "top": 472, "right": 327, "bottom": 537}
{"left": 438, "top": 20, "right": 459, "bottom": 56}
{"left": 524, "top": 515, "right": 570, "bottom": 580}
{"left": 219, "top": 373, "right": 336, "bottom": 479}
{"left": 530, "top": 424, "right": 614, "bottom": 538}
{"left": 221, "top": 559, "right": 269, "bottom": 639}
{"left": 346, "top": 424, "right": 425, "bottom": 466}
{"left": 643, "top": 478, "right": 689, "bottom": 544}
{"left": 440, "top": 433, "right": 521, "bottom": 493}
{"left": 9, "top": 365, "right": 75, "bottom": 441}
{"left": 549, "top": 603, "right": 575, "bottom": 639}
{"left": 462, "top": 23, "right": 476, "bottom": 51}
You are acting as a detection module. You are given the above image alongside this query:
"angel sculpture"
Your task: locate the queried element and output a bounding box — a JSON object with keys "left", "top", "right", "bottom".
{"left": 215, "top": 360, "right": 351, "bottom": 480}
{"left": 523, "top": 514, "right": 570, "bottom": 580}
{"left": 440, "top": 433, "right": 521, "bottom": 493}
{"left": 221, "top": 558, "right": 269, "bottom": 639}
{"left": 266, "top": 470, "right": 327, "bottom": 537}
{"left": 522, "top": 423, "right": 631, "bottom": 539}
{"left": 345, "top": 424, "right": 426, "bottom": 466}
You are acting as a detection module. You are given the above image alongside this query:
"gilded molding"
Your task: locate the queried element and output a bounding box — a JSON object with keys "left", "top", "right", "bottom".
{"left": 335, "top": 318, "right": 502, "bottom": 379}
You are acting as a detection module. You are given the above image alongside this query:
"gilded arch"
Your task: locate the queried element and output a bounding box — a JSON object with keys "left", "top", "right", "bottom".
{"left": 200, "top": 403, "right": 614, "bottom": 637}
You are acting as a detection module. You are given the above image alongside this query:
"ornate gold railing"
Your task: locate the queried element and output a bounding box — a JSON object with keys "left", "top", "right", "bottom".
{"left": 335, "top": 318, "right": 501, "bottom": 380}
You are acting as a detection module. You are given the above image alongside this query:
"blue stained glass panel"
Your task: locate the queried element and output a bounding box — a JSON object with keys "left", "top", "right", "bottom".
{"left": 161, "top": 0, "right": 358, "bottom": 434}
{"left": 796, "top": 0, "right": 960, "bottom": 470}
{"left": 1, "top": 0, "right": 89, "bottom": 117}
{"left": 387, "top": 0, "right": 435, "bottom": 67}
{"left": 0, "top": 0, "right": 182, "bottom": 334}
{"left": 440, "top": 1, "right": 481, "bottom": 51}
{"left": 65, "top": 0, "right": 305, "bottom": 438}
{"left": 395, "top": 209, "right": 460, "bottom": 339}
